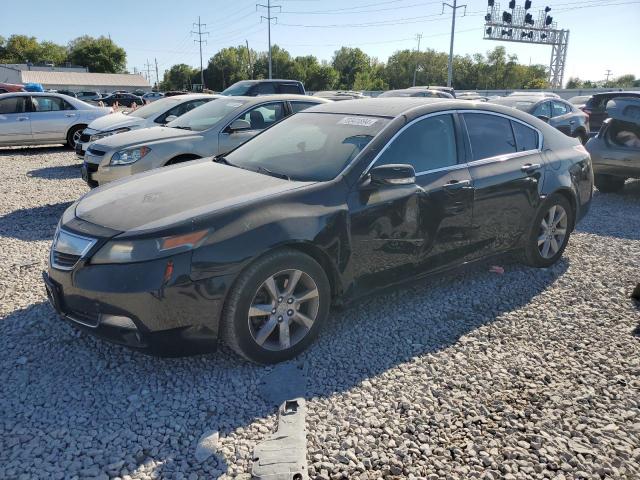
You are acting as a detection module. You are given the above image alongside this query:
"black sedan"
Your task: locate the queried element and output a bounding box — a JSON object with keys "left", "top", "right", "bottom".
{"left": 99, "top": 93, "right": 144, "bottom": 107}
{"left": 44, "top": 98, "right": 593, "bottom": 363}
{"left": 490, "top": 95, "right": 590, "bottom": 144}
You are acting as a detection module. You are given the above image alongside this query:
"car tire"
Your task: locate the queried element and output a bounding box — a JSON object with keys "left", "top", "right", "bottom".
{"left": 220, "top": 248, "right": 331, "bottom": 364}
{"left": 522, "top": 193, "right": 574, "bottom": 268}
{"left": 66, "top": 125, "right": 85, "bottom": 150}
{"left": 594, "top": 174, "right": 625, "bottom": 193}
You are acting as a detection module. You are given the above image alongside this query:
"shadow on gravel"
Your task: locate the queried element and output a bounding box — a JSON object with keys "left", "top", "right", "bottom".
{"left": 0, "top": 201, "right": 72, "bottom": 241}
{"left": 577, "top": 179, "right": 640, "bottom": 240}
{"left": 0, "top": 256, "right": 568, "bottom": 478}
{"left": 0, "top": 145, "right": 67, "bottom": 155}
{"left": 27, "top": 164, "right": 82, "bottom": 180}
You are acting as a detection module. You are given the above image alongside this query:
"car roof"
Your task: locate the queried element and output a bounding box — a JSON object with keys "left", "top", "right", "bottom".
{"left": 232, "top": 79, "right": 302, "bottom": 84}
{"left": 304, "top": 97, "right": 458, "bottom": 117}
{"left": 230, "top": 94, "right": 329, "bottom": 104}
{"left": 592, "top": 91, "right": 640, "bottom": 98}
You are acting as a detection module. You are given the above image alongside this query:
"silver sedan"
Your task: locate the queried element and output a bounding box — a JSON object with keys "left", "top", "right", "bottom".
{"left": 82, "top": 94, "right": 329, "bottom": 187}
{"left": 0, "top": 92, "right": 112, "bottom": 148}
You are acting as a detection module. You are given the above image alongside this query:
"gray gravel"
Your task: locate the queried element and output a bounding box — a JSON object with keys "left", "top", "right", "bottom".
{"left": 0, "top": 147, "right": 639, "bottom": 480}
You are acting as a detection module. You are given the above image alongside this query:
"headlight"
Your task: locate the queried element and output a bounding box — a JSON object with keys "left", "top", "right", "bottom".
{"left": 91, "top": 229, "right": 210, "bottom": 264}
{"left": 110, "top": 146, "right": 151, "bottom": 165}
{"left": 90, "top": 127, "right": 130, "bottom": 141}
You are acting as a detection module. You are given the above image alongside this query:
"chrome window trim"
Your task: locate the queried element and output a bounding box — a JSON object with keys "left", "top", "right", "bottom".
{"left": 50, "top": 228, "right": 97, "bottom": 271}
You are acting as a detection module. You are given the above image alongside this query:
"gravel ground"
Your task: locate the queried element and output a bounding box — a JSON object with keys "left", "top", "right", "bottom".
{"left": 0, "top": 147, "right": 639, "bottom": 480}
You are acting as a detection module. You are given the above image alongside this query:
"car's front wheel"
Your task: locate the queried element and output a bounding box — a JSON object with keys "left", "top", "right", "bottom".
{"left": 66, "top": 125, "right": 85, "bottom": 150}
{"left": 221, "top": 249, "right": 331, "bottom": 363}
{"left": 523, "top": 193, "right": 574, "bottom": 268}
{"left": 594, "top": 174, "right": 625, "bottom": 193}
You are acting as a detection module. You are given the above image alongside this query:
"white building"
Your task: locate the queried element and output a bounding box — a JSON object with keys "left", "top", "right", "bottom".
{"left": 0, "top": 64, "right": 150, "bottom": 93}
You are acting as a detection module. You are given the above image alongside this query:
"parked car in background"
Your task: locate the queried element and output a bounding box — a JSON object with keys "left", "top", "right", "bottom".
{"left": 81, "top": 94, "right": 329, "bottom": 187}
{"left": 99, "top": 93, "right": 144, "bottom": 107}
{"left": 76, "top": 94, "right": 216, "bottom": 156}
{"left": 0, "top": 82, "right": 25, "bottom": 94}
{"left": 457, "top": 92, "right": 489, "bottom": 102}
{"left": 314, "top": 90, "right": 366, "bottom": 101}
{"left": 76, "top": 91, "right": 102, "bottom": 102}
{"left": 142, "top": 92, "right": 164, "bottom": 103}
{"left": 509, "top": 91, "right": 560, "bottom": 98}
{"left": 378, "top": 89, "right": 453, "bottom": 99}
{"left": 220, "top": 79, "right": 305, "bottom": 96}
{"left": 568, "top": 95, "right": 592, "bottom": 110}
{"left": 45, "top": 98, "right": 592, "bottom": 362}
{"left": 489, "top": 95, "right": 590, "bottom": 143}
{"left": 582, "top": 91, "right": 640, "bottom": 133}
{"left": 56, "top": 90, "right": 77, "bottom": 98}
{"left": 0, "top": 92, "right": 112, "bottom": 148}
{"left": 410, "top": 85, "right": 456, "bottom": 97}
{"left": 132, "top": 90, "right": 147, "bottom": 97}
{"left": 163, "top": 91, "right": 190, "bottom": 97}
{"left": 586, "top": 97, "right": 640, "bottom": 192}
{"left": 23, "top": 83, "right": 45, "bottom": 92}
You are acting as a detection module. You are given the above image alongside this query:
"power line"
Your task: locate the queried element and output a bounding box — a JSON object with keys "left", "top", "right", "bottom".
{"left": 257, "top": 0, "right": 281, "bottom": 79}
{"left": 192, "top": 16, "right": 210, "bottom": 88}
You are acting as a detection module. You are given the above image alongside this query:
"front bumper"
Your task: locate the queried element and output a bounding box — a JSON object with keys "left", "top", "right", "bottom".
{"left": 43, "top": 252, "right": 235, "bottom": 356}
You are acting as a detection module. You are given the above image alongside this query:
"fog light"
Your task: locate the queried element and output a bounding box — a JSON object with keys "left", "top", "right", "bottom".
{"left": 100, "top": 314, "right": 137, "bottom": 329}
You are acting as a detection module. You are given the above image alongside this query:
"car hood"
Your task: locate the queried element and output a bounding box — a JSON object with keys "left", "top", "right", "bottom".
{"left": 87, "top": 112, "right": 145, "bottom": 132}
{"left": 75, "top": 160, "right": 312, "bottom": 233}
{"left": 91, "top": 126, "right": 197, "bottom": 150}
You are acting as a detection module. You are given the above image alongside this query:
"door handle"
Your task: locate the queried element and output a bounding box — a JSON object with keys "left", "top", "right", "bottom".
{"left": 521, "top": 163, "right": 541, "bottom": 174}
{"left": 442, "top": 179, "right": 471, "bottom": 191}
{"left": 17, "top": 116, "right": 29, "bottom": 121}
{"left": 65, "top": 113, "right": 77, "bottom": 117}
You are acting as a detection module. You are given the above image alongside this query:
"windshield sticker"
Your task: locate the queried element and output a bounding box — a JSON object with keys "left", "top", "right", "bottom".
{"left": 338, "top": 116, "right": 378, "bottom": 127}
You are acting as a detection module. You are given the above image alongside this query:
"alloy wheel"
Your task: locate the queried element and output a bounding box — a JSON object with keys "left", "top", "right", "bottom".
{"left": 248, "top": 269, "right": 320, "bottom": 351}
{"left": 537, "top": 204, "right": 568, "bottom": 259}
{"left": 72, "top": 129, "right": 82, "bottom": 148}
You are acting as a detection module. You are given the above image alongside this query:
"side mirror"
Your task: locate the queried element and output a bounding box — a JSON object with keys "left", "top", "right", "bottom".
{"left": 368, "top": 164, "right": 416, "bottom": 186}
{"left": 228, "top": 119, "right": 251, "bottom": 132}
{"left": 536, "top": 114, "right": 550, "bottom": 123}
{"left": 164, "top": 115, "right": 177, "bottom": 123}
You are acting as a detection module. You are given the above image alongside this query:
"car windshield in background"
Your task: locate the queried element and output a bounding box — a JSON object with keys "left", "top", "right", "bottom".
{"left": 128, "top": 97, "right": 183, "bottom": 119}
{"left": 166, "top": 98, "right": 245, "bottom": 131}
{"left": 489, "top": 98, "right": 535, "bottom": 111}
{"left": 220, "top": 82, "right": 254, "bottom": 96}
{"left": 569, "top": 95, "right": 591, "bottom": 105}
{"left": 225, "top": 112, "right": 390, "bottom": 182}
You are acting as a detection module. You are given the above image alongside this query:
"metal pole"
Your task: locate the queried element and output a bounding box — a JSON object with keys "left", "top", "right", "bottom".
{"left": 246, "top": 40, "right": 253, "bottom": 79}
{"left": 412, "top": 33, "right": 422, "bottom": 87}
{"left": 154, "top": 58, "right": 160, "bottom": 90}
{"left": 447, "top": 0, "right": 457, "bottom": 87}
{"left": 267, "top": 0, "right": 272, "bottom": 79}
{"left": 198, "top": 16, "right": 204, "bottom": 86}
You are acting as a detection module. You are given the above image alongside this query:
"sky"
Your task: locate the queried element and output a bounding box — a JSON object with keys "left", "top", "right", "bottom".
{"left": 2, "top": 0, "right": 639, "bottom": 86}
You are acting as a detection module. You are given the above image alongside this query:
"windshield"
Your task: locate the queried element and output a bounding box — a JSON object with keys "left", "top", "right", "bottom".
{"left": 225, "top": 112, "right": 390, "bottom": 182}
{"left": 128, "top": 97, "right": 182, "bottom": 119}
{"left": 378, "top": 91, "right": 413, "bottom": 98}
{"left": 220, "top": 81, "right": 254, "bottom": 96}
{"left": 167, "top": 98, "right": 246, "bottom": 131}
{"left": 490, "top": 98, "right": 535, "bottom": 111}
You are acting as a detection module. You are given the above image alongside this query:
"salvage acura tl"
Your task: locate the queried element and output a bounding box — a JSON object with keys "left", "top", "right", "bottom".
{"left": 44, "top": 98, "right": 593, "bottom": 363}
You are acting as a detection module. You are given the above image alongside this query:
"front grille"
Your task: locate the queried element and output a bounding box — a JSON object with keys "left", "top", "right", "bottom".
{"left": 52, "top": 251, "right": 81, "bottom": 269}
{"left": 80, "top": 133, "right": 91, "bottom": 143}
{"left": 87, "top": 147, "right": 106, "bottom": 156}
{"left": 85, "top": 162, "right": 99, "bottom": 173}
{"left": 66, "top": 310, "right": 100, "bottom": 328}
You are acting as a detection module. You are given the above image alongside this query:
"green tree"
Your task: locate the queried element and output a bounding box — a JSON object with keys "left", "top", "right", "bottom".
{"left": 566, "top": 77, "right": 583, "bottom": 89}
{"left": 611, "top": 74, "right": 636, "bottom": 88}
{"left": 332, "top": 47, "right": 371, "bottom": 89}
{"left": 160, "top": 64, "right": 199, "bottom": 91}
{"left": 0, "top": 35, "right": 42, "bottom": 63}
{"left": 67, "top": 36, "right": 126, "bottom": 73}
{"left": 38, "top": 41, "right": 68, "bottom": 65}
{"left": 305, "top": 62, "right": 339, "bottom": 91}
{"left": 204, "top": 45, "right": 254, "bottom": 91}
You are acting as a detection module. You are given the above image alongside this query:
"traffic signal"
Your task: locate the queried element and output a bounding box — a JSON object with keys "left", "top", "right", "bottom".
{"left": 525, "top": 0, "right": 532, "bottom": 9}
{"left": 486, "top": 27, "right": 493, "bottom": 34}
{"left": 525, "top": 13, "right": 534, "bottom": 25}
{"left": 488, "top": 0, "right": 495, "bottom": 6}
{"left": 509, "top": 0, "right": 516, "bottom": 8}
{"left": 545, "top": 15, "right": 553, "bottom": 25}
{"left": 528, "top": 31, "right": 534, "bottom": 38}
{"left": 545, "top": 6, "right": 551, "bottom": 12}
{"left": 485, "top": 13, "right": 492, "bottom": 21}
{"left": 502, "top": 11, "right": 513, "bottom": 22}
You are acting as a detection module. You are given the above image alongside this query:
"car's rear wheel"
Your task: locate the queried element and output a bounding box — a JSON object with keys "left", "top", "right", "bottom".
{"left": 594, "top": 174, "right": 625, "bottom": 193}
{"left": 66, "top": 125, "right": 85, "bottom": 150}
{"left": 523, "top": 193, "right": 574, "bottom": 268}
{"left": 221, "top": 249, "right": 331, "bottom": 363}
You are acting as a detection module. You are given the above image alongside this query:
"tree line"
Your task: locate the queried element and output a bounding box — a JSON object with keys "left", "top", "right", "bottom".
{"left": 0, "top": 34, "right": 127, "bottom": 74}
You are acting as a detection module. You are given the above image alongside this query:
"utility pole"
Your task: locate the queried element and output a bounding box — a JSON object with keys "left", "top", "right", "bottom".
{"left": 442, "top": 0, "right": 466, "bottom": 88}
{"left": 412, "top": 33, "right": 423, "bottom": 87}
{"left": 257, "top": 0, "right": 281, "bottom": 79}
{"left": 604, "top": 69, "right": 612, "bottom": 82}
{"left": 246, "top": 40, "right": 254, "bottom": 79}
{"left": 154, "top": 58, "right": 160, "bottom": 90}
{"left": 144, "top": 59, "right": 154, "bottom": 87}
{"left": 192, "top": 16, "right": 209, "bottom": 88}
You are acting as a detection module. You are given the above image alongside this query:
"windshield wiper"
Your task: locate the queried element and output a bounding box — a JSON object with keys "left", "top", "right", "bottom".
{"left": 256, "top": 166, "right": 291, "bottom": 181}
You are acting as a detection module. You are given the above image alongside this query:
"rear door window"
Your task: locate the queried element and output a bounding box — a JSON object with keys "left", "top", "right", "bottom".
{"left": 532, "top": 102, "right": 551, "bottom": 118}
{"left": 255, "top": 82, "right": 276, "bottom": 95}
{"left": 278, "top": 83, "right": 302, "bottom": 94}
{"left": 290, "top": 101, "right": 320, "bottom": 113}
{"left": 31, "top": 96, "right": 69, "bottom": 112}
{"left": 551, "top": 101, "right": 570, "bottom": 117}
{"left": 376, "top": 114, "right": 458, "bottom": 173}
{"left": 0, "top": 96, "right": 26, "bottom": 114}
{"left": 463, "top": 113, "right": 517, "bottom": 160}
